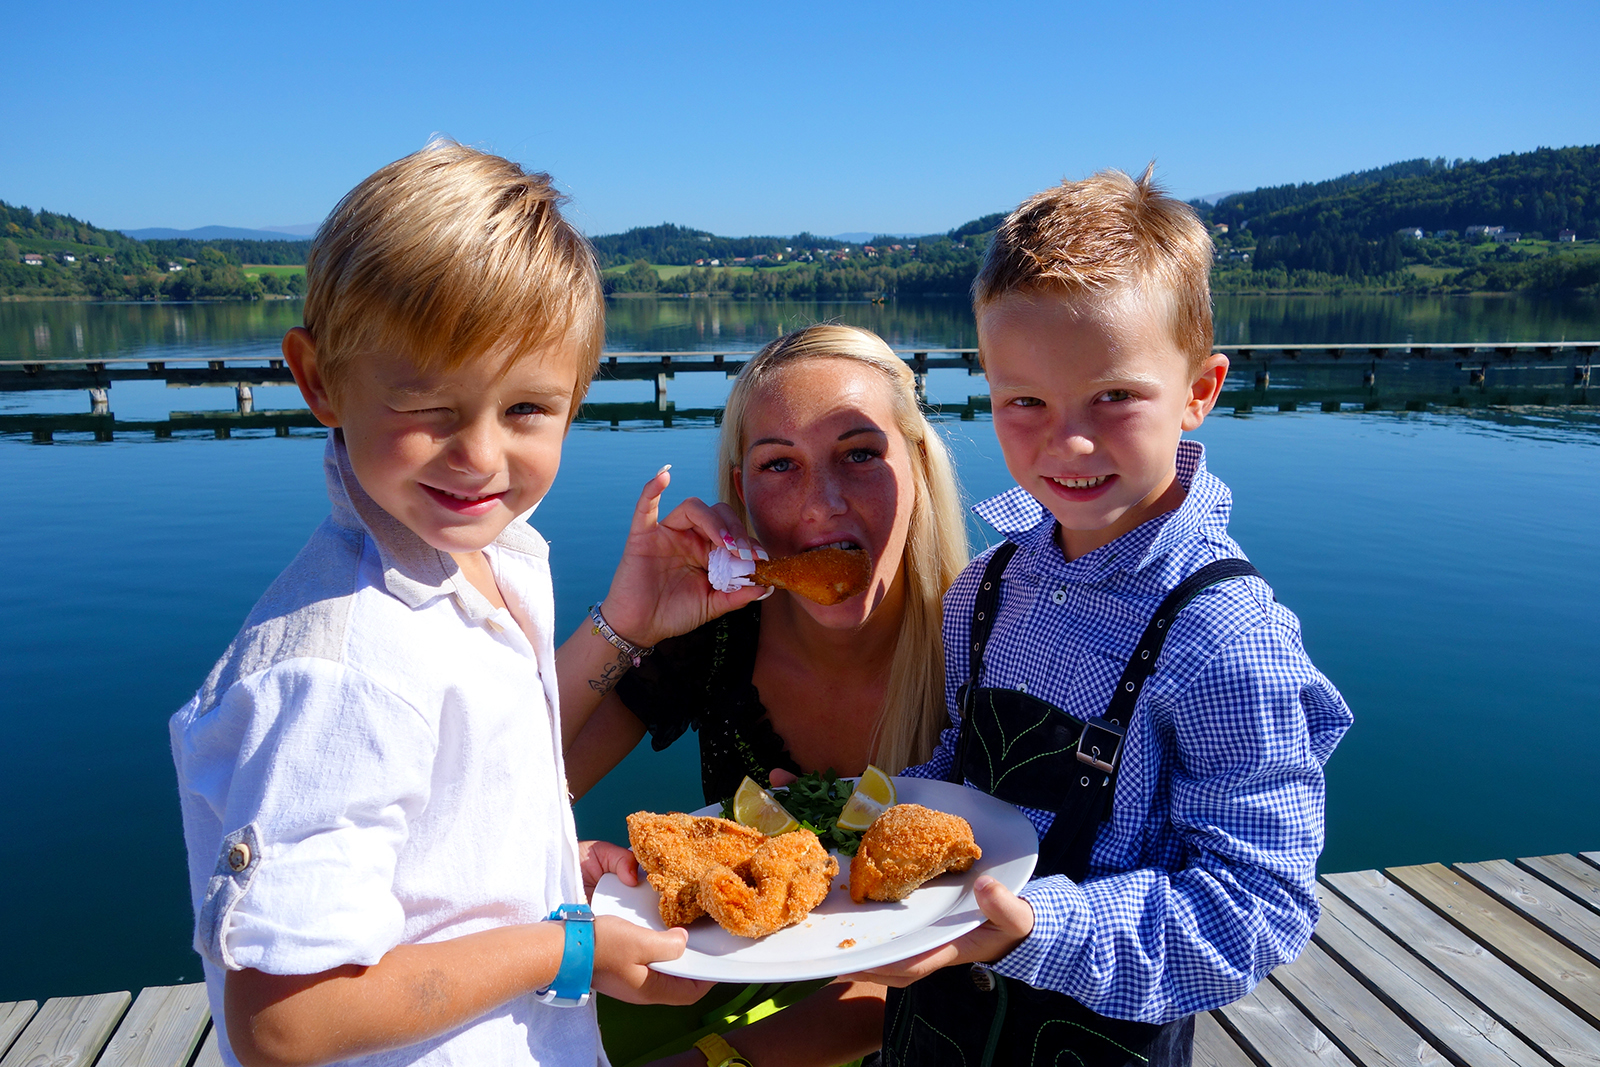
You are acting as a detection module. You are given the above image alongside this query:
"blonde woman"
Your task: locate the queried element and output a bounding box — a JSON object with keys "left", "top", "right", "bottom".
{"left": 563, "top": 323, "right": 969, "bottom": 801}
{"left": 557, "top": 324, "right": 970, "bottom": 1067}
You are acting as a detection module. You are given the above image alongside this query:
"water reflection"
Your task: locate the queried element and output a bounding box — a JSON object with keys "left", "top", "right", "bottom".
{"left": 4, "top": 292, "right": 1597, "bottom": 363}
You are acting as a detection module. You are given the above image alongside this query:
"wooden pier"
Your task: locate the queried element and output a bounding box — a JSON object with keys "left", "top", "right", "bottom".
{"left": 3, "top": 850, "right": 1596, "bottom": 1067}
{"left": 2, "top": 340, "right": 1596, "bottom": 412}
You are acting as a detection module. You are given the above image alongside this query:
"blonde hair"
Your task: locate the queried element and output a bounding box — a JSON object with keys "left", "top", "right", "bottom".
{"left": 303, "top": 140, "right": 604, "bottom": 412}
{"left": 717, "top": 326, "right": 970, "bottom": 774}
{"left": 974, "top": 164, "right": 1214, "bottom": 370}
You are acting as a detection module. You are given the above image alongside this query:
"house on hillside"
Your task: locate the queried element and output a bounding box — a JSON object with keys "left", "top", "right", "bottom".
{"left": 1558, "top": 229, "right": 1578, "bottom": 242}
{"left": 166, "top": 261, "right": 183, "bottom": 271}
{"left": 1431, "top": 229, "right": 1458, "bottom": 240}
{"left": 863, "top": 246, "right": 878, "bottom": 257}
{"left": 58, "top": 252, "right": 76, "bottom": 263}
{"left": 1493, "top": 231, "right": 1521, "bottom": 244}
{"left": 21, "top": 253, "right": 43, "bottom": 266}
{"left": 1466, "top": 225, "right": 1504, "bottom": 240}
{"left": 1397, "top": 227, "right": 1423, "bottom": 239}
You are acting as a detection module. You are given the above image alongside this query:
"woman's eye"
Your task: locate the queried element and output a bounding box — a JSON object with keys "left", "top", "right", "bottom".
{"left": 758, "top": 457, "right": 795, "bottom": 473}
{"left": 507, "top": 402, "right": 543, "bottom": 417}
{"left": 845, "top": 448, "right": 881, "bottom": 464}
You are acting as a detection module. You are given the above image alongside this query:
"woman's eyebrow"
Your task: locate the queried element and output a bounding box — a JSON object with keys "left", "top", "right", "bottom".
{"left": 837, "top": 426, "right": 887, "bottom": 442}
{"left": 748, "top": 436, "right": 794, "bottom": 450}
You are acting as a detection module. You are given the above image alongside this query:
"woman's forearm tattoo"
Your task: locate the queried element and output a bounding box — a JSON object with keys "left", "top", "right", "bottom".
{"left": 587, "top": 646, "right": 634, "bottom": 696}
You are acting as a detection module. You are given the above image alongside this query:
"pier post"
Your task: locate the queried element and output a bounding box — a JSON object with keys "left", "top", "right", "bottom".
{"left": 1469, "top": 367, "right": 1486, "bottom": 386}
{"left": 655, "top": 373, "right": 669, "bottom": 410}
{"left": 89, "top": 387, "right": 109, "bottom": 414}
{"left": 236, "top": 385, "right": 254, "bottom": 414}
{"left": 1363, "top": 368, "right": 1376, "bottom": 388}
{"left": 1255, "top": 369, "right": 1270, "bottom": 391}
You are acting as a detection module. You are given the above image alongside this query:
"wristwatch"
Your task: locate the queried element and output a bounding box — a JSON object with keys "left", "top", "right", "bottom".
{"left": 694, "top": 1034, "right": 753, "bottom": 1067}
{"left": 536, "top": 903, "right": 594, "bottom": 1007}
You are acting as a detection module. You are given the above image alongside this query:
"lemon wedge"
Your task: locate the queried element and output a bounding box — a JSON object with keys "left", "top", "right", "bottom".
{"left": 836, "top": 764, "right": 897, "bottom": 831}
{"left": 732, "top": 776, "right": 799, "bottom": 836}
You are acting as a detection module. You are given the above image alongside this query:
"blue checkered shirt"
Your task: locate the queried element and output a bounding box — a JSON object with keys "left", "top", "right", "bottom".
{"left": 904, "top": 440, "right": 1351, "bottom": 1023}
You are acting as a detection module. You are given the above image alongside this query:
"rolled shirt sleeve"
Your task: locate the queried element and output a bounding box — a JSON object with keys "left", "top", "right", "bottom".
{"left": 990, "top": 619, "right": 1341, "bottom": 1022}
{"left": 180, "top": 658, "right": 436, "bottom": 975}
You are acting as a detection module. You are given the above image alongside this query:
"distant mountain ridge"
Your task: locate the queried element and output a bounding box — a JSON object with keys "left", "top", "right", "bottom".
{"left": 120, "top": 225, "right": 309, "bottom": 242}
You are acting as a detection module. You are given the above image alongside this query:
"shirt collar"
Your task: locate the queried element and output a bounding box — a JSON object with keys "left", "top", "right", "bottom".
{"left": 971, "top": 440, "right": 1231, "bottom": 579}
{"left": 323, "top": 430, "right": 549, "bottom": 623}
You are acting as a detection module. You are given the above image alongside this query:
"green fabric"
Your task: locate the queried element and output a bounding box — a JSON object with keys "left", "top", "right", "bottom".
{"left": 598, "top": 979, "right": 859, "bottom": 1067}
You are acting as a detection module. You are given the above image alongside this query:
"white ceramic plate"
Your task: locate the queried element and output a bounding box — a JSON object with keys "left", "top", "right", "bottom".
{"left": 589, "top": 777, "right": 1039, "bottom": 982}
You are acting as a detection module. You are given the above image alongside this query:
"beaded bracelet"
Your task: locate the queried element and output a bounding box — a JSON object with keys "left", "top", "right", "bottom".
{"left": 589, "top": 602, "right": 655, "bottom": 667}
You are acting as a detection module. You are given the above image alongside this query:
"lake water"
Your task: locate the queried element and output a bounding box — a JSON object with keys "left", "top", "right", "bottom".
{"left": 2, "top": 295, "right": 1598, "bottom": 1003}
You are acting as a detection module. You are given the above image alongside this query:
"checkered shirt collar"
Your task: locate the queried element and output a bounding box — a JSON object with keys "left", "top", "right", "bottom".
{"left": 970, "top": 440, "right": 1231, "bottom": 579}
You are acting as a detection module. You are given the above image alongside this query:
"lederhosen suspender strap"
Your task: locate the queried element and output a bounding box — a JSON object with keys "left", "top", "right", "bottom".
{"left": 953, "top": 545, "right": 1262, "bottom": 879}
{"left": 886, "top": 545, "right": 1263, "bottom": 1067}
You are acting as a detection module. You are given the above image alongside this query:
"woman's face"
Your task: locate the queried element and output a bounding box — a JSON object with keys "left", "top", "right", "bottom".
{"left": 734, "top": 357, "right": 917, "bottom": 627}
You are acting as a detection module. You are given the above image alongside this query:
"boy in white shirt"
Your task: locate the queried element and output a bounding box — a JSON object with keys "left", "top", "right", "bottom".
{"left": 170, "top": 141, "right": 711, "bottom": 1067}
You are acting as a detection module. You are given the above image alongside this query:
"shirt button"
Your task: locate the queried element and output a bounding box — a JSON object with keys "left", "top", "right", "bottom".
{"left": 1018, "top": 683, "right": 1028, "bottom": 694}
{"left": 970, "top": 965, "right": 997, "bottom": 992}
{"left": 227, "top": 842, "right": 252, "bottom": 872}
{"left": 1051, "top": 588, "right": 1067, "bottom": 605}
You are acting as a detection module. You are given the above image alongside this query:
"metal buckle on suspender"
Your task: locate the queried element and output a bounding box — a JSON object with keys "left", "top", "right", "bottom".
{"left": 1076, "top": 715, "right": 1125, "bottom": 775}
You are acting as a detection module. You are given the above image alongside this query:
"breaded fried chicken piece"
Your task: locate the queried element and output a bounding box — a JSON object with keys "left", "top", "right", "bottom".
{"left": 848, "top": 804, "right": 982, "bottom": 904}
{"left": 699, "top": 829, "right": 840, "bottom": 938}
{"left": 626, "top": 812, "right": 767, "bottom": 927}
{"left": 754, "top": 548, "right": 871, "bottom": 606}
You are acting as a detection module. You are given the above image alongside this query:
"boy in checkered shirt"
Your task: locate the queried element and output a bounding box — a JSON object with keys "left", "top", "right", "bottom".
{"left": 852, "top": 168, "right": 1351, "bottom": 1067}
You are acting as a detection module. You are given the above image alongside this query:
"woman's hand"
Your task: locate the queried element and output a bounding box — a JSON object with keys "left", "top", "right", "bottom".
{"left": 596, "top": 466, "right": 768, "bottom": 648}
{"left": 840, "top": 876, "right": 1034, "bottom": 986}
{"left": 579, "top": 839, "right": 639, "bottom": 902}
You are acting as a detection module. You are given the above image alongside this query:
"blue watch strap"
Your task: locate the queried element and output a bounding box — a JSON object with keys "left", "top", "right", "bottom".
{"left": 537, "top": 904, "right": 594, "bottom": 1007}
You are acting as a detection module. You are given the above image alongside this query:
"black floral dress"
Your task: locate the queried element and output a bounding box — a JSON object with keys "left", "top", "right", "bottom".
{"left": 615, "top": 603, "right": 802, "bottom": 805}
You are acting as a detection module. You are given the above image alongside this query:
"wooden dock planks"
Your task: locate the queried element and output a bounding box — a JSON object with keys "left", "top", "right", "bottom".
{"left": 96, "top": 984, "right": 210, "bottom": 1067}
{"left": 0, "top": 1004, "right": 37, "bottom": 1061}
{"left": 1268, "top": 939, "right": 1447, "bottom": 1066}
{"left": 8, "top": 850, "right": 1600, "bottom": 1067}
{"left": 1312, "top": 889, "right": 1549, "bottom": 1067}
{"left": 1385, "top": 862, "right": 1600, "bottom": 1027}
{"left": 1456, "top": 859, "right": 1600, "bottom": 963}
{"left": 1519, "top": 854, "right": 1600, "bottom": 916}
{"left": 0, "top": 991, "right": 130, "bottom": 1067}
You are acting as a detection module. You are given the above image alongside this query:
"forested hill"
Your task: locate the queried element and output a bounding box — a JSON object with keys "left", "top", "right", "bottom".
{"left": 1202, "top": 158, "right": 1447, "bottom": 229}
{"left": 3, "top": 200, "right": 309, "bottom": 299}
{"left": 1205, "top": 145, "right": 1600, "bottom": 241}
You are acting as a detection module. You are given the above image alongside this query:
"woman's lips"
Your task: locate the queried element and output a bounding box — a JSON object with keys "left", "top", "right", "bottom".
{"left": 422, "top": 483, "right": 506, "bottom": 515}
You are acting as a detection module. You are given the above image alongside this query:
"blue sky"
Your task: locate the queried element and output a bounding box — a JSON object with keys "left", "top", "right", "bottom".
{"left": 4, "top": 1, "right": 1596, "bottom": 239}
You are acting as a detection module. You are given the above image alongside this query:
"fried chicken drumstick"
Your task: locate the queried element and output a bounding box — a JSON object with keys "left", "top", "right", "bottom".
{"left": 848, "top": 804, "right": 982, "bottom": 904}
{"left": 708, "top": 546, "right": 872, "bottom": 606}
{"left": 753, "top": 548, "right": 872, "bottom": 606}
{"left": 627, "top": 812, "right": 840, "bottom": 938}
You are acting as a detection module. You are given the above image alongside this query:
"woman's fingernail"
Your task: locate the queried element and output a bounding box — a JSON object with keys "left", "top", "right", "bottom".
{"left": 720, "top": 531, "right": 735, "bottom": 548}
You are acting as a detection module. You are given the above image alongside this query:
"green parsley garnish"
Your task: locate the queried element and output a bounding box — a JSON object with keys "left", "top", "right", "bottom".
{"left": 720, "top": 769, "right": 866, "bottom": 856}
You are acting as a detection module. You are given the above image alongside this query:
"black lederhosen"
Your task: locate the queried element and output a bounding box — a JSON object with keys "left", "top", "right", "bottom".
{"left": 881, "top": 544, "right": 1262, "bottom": 1067}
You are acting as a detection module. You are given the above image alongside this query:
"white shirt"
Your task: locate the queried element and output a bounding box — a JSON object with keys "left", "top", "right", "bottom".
{"left": 170, "top": 432, "right": 603, "bottom": 1067}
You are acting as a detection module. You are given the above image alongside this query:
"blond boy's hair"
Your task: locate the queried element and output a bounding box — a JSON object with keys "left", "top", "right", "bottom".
{"left": 717, "top": 326, "right": 970, "bottom": 774}
{"left": 973, "top": 165, "right": 1213, "bottom": 370}
{"left": 304, "top": 140, "right": 604, "bottom": 411}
